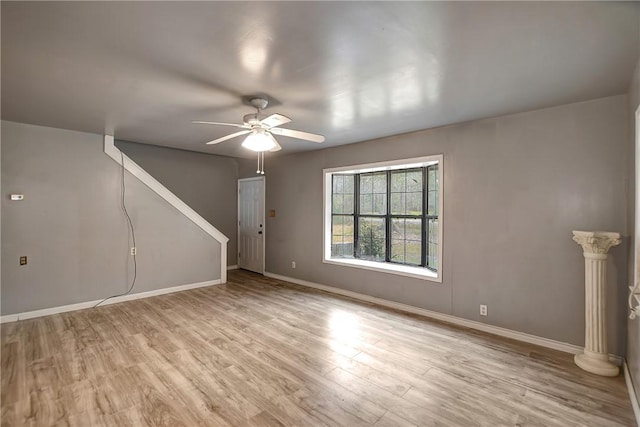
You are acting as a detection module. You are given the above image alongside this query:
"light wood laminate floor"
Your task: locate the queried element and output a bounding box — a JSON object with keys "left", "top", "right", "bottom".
{"left": 1, "top": 270, "right": 635, "bottom": 426}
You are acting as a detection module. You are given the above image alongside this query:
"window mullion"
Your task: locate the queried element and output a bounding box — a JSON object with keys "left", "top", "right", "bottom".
{"left": 385, "top": 170, "right": 391, "bottom": 262}
{"left": 331, "top": 175, "right": 336, "bottom": 260}
{"left": 354, "top": 174, "right": 360, "bottom": 259}
{"left": 422, "top": 166, "right": 427, "bottom": 267}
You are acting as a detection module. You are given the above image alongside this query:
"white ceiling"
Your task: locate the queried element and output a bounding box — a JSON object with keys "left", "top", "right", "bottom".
{"left": 2, "top": 2, "right": 639, "bottom": 158}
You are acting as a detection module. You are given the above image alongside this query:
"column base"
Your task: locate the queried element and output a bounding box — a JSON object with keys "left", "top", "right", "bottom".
{"left": 574, "top": 353, "right": 619, "bottom": 377}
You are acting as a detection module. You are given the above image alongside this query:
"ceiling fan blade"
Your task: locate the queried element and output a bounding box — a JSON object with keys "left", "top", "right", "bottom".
{"left": 205, "top": 130, "right": 250, "bottom": 145}
{"left": 270, "top": 127, "right": 325, "bottom": 143}
{"left": 193, "top": 120, "right": 250, "bottom": 129}
{"left": 268, "top": 133, "right": 282, "bottom": 152}
{"left": 260, "top": 113, "right": 292, "bottom": 129}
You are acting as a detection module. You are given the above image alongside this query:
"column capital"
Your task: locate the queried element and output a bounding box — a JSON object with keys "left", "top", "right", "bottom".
{"left": 572, "top": 231, "right": 621, "bottom": 255}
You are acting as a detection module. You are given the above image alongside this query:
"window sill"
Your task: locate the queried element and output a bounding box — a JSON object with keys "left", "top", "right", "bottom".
{"left": 323, "top": 257, "right": 441, "bottom": 282}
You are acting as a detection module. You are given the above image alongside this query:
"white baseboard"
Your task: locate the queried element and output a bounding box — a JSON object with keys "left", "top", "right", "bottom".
{"left": 227, "top": 265, "right": 239, "bottom": 270}
{"left": 625, "top": 360, "right": 640, "bottom": 427}
{"left": 264, "top": 272, "right": 623, "bottom": 364}
{"left": 0, "top": 279, "right": 221, "bottom": 324}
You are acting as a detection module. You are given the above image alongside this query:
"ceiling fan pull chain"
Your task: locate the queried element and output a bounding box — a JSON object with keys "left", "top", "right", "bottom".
{"left": 256, "top": 151, "right": 265, "bottom": 175}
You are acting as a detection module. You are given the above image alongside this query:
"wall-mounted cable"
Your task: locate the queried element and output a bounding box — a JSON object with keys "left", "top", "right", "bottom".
{"left": 94, "top": 150, "right": 137, "bottom": 307}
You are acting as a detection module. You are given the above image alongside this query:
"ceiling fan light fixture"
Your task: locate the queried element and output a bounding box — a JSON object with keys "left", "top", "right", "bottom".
{"left": 242, "top": 129, "right": 277, "bottom": 152}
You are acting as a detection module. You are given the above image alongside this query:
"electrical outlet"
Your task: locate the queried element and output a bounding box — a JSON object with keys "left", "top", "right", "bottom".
{"left": 19, "top": 256, "right": 27, "bottom": 266}
{"left": 480, "top": 305, "right": 488, "bottom": 316}
{"left": 131, "top": 247, "right": 137, "bottom": 256}
{"left": 291, "top": 261, "right": 296, "bottom": 269}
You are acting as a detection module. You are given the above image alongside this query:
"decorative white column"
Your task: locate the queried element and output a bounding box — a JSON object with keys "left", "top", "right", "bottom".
{"left": 572, "top": 231, "right": 621, "bottom": 376}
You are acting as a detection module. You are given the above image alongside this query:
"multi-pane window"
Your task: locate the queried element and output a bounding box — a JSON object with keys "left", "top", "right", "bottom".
{"left": 426, "top": 166, "right": 439, "bottom": 270}
{"left": 330, "top": 163, "right": 439, "bottom": 272}
{"left": 331, "top": 175, "right": 355, "bottom": 257}
{"left": 390, "top": 169, "right": 423, "bottom": 266}
{"left": 358, "top": 172, "right": 387, "bottom": 261}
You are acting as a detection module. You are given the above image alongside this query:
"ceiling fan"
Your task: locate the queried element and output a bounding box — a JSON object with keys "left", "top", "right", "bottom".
{"left": 193, "top": 97, "right": 325, "bottom": 153}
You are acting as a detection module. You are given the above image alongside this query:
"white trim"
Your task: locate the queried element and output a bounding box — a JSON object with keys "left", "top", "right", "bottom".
{"left": 104, "top": 135, "right": 229, "bottom": 283}
{"left": 221, "top": 245, "right": 227, "bottom": 283}
{"left": 0, "top": 279, "right": 221, "bottom": 324}
{"left": 324, "top": 258, "right": 437, "bottom": 281}
{"left": 264, "top": 272, "right": 623, "bottom": 364}
{"left": 237, "top": 176, "right": 266, "bottom": 274}
{"left": 625, "top": 360, "right": 640, "bottom": 427}
{"left": 632, "top": 106, "right": 640, "bottom": 318}
{"left": 322, "top": 154, "right": 444, "bottom": 284}
{"left": 323, "top": 156, "right": 441, "bottom": 174}
{"left": 227, "top": 264, "right": 239, "bottom": 270}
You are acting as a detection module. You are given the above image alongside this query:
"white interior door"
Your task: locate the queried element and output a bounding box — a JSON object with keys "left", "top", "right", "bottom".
{"left": 238, "top": 177, "right": 265, "bottom": 274}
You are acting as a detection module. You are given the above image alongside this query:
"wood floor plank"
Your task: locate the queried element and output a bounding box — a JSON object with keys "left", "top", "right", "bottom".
{"left": 1, "top": 269, "right": 635, "bottom": 426}
{"left": 246, "top": 410, "right": 286, "bottom": 427}
{"left": 322, "top": 367, "right": 457, "bottom": 427}
{"left": 1, "top": 341, "right": 25, "bottom": 407}
{"left": 374, "top": 410, "right": 419, "bottom": 427}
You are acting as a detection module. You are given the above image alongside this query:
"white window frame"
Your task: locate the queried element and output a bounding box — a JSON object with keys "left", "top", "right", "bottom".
{"left": 322, "top": 155, "right": 444, "bottom": 283}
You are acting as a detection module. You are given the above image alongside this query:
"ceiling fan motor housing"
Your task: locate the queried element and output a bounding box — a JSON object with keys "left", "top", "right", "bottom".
{"left": 250, "top": 97, "right": 269, "bottom": 110}
{"left": 243, "top": 98, "right": 269, "bottom": 125}
{"left": 243, "top": 113, "right": 263, "bottom": 125}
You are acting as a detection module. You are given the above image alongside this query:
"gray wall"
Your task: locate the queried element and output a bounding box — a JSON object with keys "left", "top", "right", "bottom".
{"left": 256, "top": 95, "right": 630, "bottom": 354}
{"left": 628, "top": 56, "right": 640, "bottom": 401}
{"left": 238, "top": 157, "right": 262, "bottom": 180}
{"left": 1, "top": 121, "right": 222, "bottom": 315}
{"left": 115, "top": 140, "right": 238, "bottom": 266}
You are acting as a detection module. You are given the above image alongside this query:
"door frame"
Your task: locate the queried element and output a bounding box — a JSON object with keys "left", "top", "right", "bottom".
{"left": 237, "top": 176, "right": 266, "bottom": 273}
{"left": 634, "top": 105, "right": 640, "bottom": 311}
